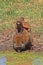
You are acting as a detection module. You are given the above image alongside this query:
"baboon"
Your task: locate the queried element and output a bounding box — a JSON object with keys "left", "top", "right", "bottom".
{"left": 13, "top": 17, "right": 33, "bottom": 52}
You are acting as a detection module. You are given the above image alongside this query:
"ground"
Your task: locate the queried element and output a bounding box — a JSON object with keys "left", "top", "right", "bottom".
{"left": 0, "top": 0, "right": 43, "bottom": 65}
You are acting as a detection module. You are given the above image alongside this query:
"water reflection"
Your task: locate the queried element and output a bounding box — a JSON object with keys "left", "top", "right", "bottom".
{"left": 0, "top": 56, "right": 6, "bottom": 65}
{"left": 32, "top": 58, "right": 43, "bottom": 65}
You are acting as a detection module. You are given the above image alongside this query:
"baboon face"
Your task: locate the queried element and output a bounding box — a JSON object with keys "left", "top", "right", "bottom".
{"left": 13, "top": 43, "right": 25, "bottom": 52}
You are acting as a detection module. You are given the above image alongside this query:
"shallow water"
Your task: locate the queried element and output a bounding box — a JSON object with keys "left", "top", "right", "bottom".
{"left": 32, "top": 57, "right": 43, "bottom": 65}
{"left": 0, "top": 56, "right": 6, "bottom": 65}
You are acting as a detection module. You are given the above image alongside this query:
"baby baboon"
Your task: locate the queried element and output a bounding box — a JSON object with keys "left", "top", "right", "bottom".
{"left": 17, "top": 17, "right": 31, "bottom": 32}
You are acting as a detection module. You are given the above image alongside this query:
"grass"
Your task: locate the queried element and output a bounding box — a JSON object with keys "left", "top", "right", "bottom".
{"left": 0, "top": 51, "right": 43, "bottom": 65}
{"left": 0, "top": 0, "right": 43, "bottom": 33}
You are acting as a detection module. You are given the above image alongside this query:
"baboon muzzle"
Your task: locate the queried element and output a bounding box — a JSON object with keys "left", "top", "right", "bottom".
{"left": 15, "top": 47, "right": 22, "bottom": 52}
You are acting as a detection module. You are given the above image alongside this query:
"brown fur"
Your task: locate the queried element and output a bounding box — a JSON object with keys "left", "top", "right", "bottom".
{"left": 13, "top": 17, "right": 33, "bottom": 51}
{"left": 13, "top": 29, "right": 33, "bottom": 47}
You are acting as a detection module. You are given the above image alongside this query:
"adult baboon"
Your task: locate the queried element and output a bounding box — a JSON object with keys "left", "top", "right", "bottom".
{"left": 13, "top": 17, "right": 33, "bottom": 52}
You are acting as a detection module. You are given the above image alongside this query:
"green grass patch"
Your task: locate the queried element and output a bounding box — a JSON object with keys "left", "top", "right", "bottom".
{"left": 0, "top": 51, "right": 43, "bottom": 65}
{"left": 0, "top": 0, "right": 43, "bottom": 32}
